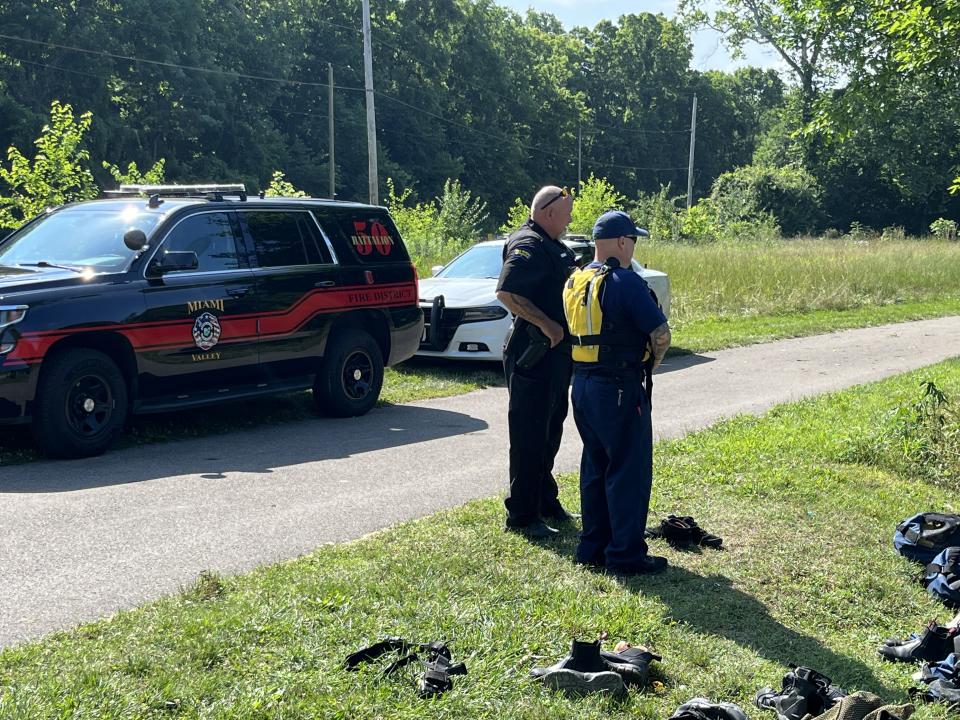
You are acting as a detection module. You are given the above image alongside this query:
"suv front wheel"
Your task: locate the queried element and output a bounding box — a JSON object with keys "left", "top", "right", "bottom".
{"left": 313, "top": 329, "right": 384, "bottom": 417}
{"left": 32, "top": 348, "right": 129, "bottom": 458}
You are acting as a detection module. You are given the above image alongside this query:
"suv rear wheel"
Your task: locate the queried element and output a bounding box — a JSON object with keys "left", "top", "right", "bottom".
{"left": 313, "top": 329, "right": 384, "bottom": 417}
{"left": 32, "top": 349, "right": 129, "bottom": 458}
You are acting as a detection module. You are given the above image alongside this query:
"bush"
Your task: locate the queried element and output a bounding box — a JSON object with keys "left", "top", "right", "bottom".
{"left": 880, "top": 225, "right": 907, "bottom": 242}
{"left": 633, "top": 185, "right": 685, "bottom": 242}
{"left": 499, "top": 197, "right": 528, "bottom": 234}
{"left": 0, "top": 100, "right": 98, "bottom": 228}
{"left": 845, "top": 380, "right": 960, "bottom": 485}
{"left": 567, "top": 175, "right": 626, "bottom": 236}
{"left": 387, "top": 178, "right": 488, "bottom": 261}
{"left": 675, "top": 197, "right": 780, "bottom": 245}
{"left": 709, "top": 164, "right": 824, "bottom": 236}
{"left": 103, "top": 159, "right": 166, "bottom": 187}
{"left": 264, "top": 171, "right": 307, "bottom": 198}
{"left": 931, "top": 217, "right": 958, "bottom": 241}
{"left": 435, "top": 179, "right": 488, "bottom": 248}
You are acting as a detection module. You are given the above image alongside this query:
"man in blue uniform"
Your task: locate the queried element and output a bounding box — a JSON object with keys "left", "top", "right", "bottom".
{"left": 567, "top": 210, "right": 672, "bottom": 574}
{"left": 496, "top": 185, "right": 578, "bottom": 539}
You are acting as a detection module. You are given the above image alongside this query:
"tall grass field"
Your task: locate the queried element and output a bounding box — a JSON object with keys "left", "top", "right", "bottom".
{"left": 634, "top": 238, "right": 960, "bottom": 324}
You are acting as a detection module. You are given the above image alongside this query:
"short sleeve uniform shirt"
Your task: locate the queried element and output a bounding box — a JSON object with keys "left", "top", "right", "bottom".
{"left": 496, "top": 219, "right": 576, "bottom": 330}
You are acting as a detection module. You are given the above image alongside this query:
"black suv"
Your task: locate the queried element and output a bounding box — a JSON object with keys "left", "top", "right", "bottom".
{"left": 0, "top": 184, "right": 422, "bottom": 457}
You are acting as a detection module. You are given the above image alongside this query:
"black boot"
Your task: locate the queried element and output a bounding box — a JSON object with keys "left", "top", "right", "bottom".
{"left": 531, "top": 639, "right": 608, "bottom": 677}
{"left": 531, "top": 640, "right": 626, "bottom": 697}
{"left": 879, "top": 621, "right": 959, "bottom": 663}
{"left": 599, "top": 646, "right": 662, "bottom": 686}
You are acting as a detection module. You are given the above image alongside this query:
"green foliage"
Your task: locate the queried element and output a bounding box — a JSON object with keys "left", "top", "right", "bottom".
{"left": 0, "top": 100, "right": 97, "bottom": 228}
{"left": 386, "top": 178, "right": 486, "bottom": 261}
{"left": 435, "top": 179, "right": 489, "bottom": 248}
{"left": 263, "top": 170, "right": 307, "bottom": 198}
{"left": 634, "top": 186, "right": 685, "bottom": 242}
{"left": 102, "top": 159, "right": 166, "bottom": 187}
{"left": 386, "top": 178, "right": 441, "bottom": 258}
{"left": 845, "top": 380, "right": 960, "bottom": 484}
{"left": 568, "top": 175, "right": 627, "bottom": 236}
{"left": 709, "top": 164, "right": 824, "bottom": 236}
{"left": 931, "top": 217, "right": 959, "bottom": 241}
{"left": 499, "top": 197, "right": 529, "bottom": 234}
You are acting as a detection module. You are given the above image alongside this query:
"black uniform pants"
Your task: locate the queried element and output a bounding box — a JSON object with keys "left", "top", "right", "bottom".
{"left": 503, "top": 344, "right": 572, "bottom": 526}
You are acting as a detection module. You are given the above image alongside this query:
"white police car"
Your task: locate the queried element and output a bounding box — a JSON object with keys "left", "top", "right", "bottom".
{"left": 417, "top": 237, "right": 670, "bottom": 362}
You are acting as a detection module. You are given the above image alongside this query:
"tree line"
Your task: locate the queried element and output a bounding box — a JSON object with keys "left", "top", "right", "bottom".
{"left": 0, "top": 0, "right": 957, "bottom": 234}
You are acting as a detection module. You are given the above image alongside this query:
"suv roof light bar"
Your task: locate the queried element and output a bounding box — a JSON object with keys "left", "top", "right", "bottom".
{"left": 103, "top": 184, "right": 248, "bottom": 202}
{"left": 117, "top": 183, "right": 247, "bottom": 195}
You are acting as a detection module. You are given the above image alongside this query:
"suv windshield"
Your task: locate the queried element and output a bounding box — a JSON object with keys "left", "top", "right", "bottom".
{"left": 0, "top": 206, "right": 163, "bottom": 271}
{"left": 436, "top": 243, "right": 504, "bottom": 279}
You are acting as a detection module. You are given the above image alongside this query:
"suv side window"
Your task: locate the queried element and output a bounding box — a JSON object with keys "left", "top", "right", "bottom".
{"left": 161, "top": 212, "right": 241, "bottom": 272}
{"left": 315, "top": 209, "right": 410, "bottom": 263}
{"left": 244, "top": 211, "right": 332, "bottom": 267}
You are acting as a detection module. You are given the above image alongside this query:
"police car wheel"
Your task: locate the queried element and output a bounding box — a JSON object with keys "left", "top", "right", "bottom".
{"left": 31, "top": 348, "right": 128, "bottom": 458}
{"left": 314, "top": 329, "right": 384, "bottom": 417}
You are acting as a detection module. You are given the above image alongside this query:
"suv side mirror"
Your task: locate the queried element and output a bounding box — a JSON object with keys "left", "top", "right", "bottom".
{"left": 148, "top": 250, "right": 199, "bottom": 276}
{"left": 123, "top": 228, "right": 148, "bottom": 251}
{"left": 431, "top": 265, "right": 444, "bottom": 276}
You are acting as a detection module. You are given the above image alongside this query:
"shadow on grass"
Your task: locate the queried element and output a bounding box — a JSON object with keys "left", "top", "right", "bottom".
{"left": 621, "top": 566, "right": 896, "bottom": 696}
{"left": 531, "top": 531, "right": 895, "bottom": 696}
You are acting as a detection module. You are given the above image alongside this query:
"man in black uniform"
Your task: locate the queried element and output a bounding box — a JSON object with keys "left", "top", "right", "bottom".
{"left": 496, "top": 185, "right": 578, "bottom": 539}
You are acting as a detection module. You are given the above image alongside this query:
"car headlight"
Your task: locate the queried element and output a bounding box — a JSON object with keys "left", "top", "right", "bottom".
{"left": 0, "top": 305, "right": 28, "bottom": 355}
{"left": 460, "top": 306, "right": 508, "bottom": 323}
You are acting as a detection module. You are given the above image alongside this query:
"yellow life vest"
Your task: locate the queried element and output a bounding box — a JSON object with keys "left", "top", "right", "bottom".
{"left": 563, "top": 263, "right": 651, "bottom": 365}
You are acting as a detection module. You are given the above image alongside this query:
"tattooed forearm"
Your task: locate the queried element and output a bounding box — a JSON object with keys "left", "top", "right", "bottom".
{"left": 649, "top": 322, "right": 671, "bottom": 370}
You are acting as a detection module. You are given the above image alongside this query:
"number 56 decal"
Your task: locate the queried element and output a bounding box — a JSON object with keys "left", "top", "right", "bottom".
{"left": 351, "top": 220, "right": 394, "bottom": 256}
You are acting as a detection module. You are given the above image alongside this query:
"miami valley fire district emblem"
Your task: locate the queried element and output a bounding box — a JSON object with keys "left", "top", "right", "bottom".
{"left": 192, "top": 312, "right": 222, "bottom": 351}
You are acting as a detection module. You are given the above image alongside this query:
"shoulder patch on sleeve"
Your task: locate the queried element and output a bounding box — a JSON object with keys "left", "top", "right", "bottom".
{"left": 512, "top": 248, "right": 532, "bottom": 260}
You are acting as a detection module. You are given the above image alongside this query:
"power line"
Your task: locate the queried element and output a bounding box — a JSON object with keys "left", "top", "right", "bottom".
{"left": 0, "top": 53, "right": 329, "bottom": 122}
{"left": 18, "top": 10, "right": 695, "bottom": 140}
{"left": 0, "top": 33, "right": 365, "bottom": 92}
{"left": 0, "top": 35, "right": 692, "bottom": 175}
{"left": 588, "top": 122, "right": 691, "bottom": 136}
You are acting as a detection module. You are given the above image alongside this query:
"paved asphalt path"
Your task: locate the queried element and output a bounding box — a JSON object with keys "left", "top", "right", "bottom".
{"left": 2, "top": 316, "right": 960, "bottom": 647}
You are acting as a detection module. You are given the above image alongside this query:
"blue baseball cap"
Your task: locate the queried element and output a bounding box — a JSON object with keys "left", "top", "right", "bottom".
{"left": 592, "top": 210, "right": 648, "bottom": 240}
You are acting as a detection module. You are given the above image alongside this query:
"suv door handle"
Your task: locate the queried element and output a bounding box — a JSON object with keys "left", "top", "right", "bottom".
{"left": 315, "top": 280, "right": 336, "bottom": 288}
{"left": 227, "top": 288, "right": 249, "bottom": 298}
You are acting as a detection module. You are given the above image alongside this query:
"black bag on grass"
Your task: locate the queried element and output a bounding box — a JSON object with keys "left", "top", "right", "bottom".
{"left": 910, "top": 652, "right": 960, "bottom": 706}
{"left": 895, "top": 513, "right": 960, "bottom": 564}
{"left": 924, "top": 547, "right": 960, "bottom": 608}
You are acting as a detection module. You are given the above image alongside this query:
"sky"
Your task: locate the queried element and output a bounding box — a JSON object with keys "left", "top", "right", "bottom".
{"left": 494, "top": 0, "right": 783, "bottom": 74}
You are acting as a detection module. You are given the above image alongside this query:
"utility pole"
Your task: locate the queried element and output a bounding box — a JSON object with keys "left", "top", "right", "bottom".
{"left": 361, "top": 0, "right": 378, "bottom": 205}
{"left": 328, "top": 63, "right": 335, "bottom": 200}
{"left": 686, "top": 93, "right": 698, "bottom": 210}
{"left": 577, "top": 121, "right": 582, "bottom": 190}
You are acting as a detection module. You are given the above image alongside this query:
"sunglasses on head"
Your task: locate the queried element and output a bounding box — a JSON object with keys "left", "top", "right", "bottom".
{"left": 540, "top": 186, "right": 569, "bottom": 210}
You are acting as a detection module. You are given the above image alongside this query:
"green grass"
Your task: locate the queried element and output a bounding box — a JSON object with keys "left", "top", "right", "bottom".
{"left": 4, "top": 361, "right": 960, "bottom": 718}
{"left": 637, "top": 237, "right": 960, "bottom": 323}
{"left": 673, "top": 297, "right": 960, "bottom": 352}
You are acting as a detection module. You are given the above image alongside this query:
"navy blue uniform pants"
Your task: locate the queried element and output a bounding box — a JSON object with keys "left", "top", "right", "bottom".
{"left": 503, "top": 345, "right": 572, "bottom": 526}
{"left": 571, "top": 371, "right": 653, "bottom": 568}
